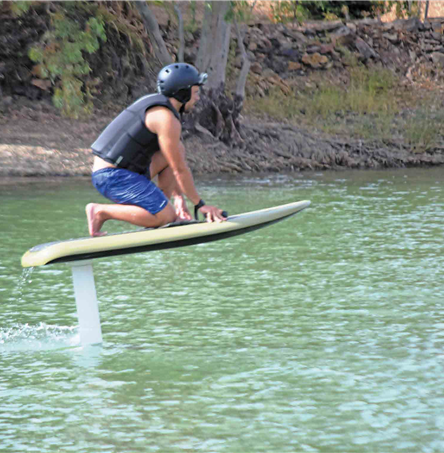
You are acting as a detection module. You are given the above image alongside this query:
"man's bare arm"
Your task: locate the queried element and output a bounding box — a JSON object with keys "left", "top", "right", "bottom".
{"left": 146, "top": 108, "right": 225, "bottom": 222}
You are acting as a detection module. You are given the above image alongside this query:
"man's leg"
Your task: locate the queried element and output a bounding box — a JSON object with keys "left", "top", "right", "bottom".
{"left": 150, "top": 151, "right": 192, "bottom": 220}
{"left": 87, "top": 166, "right": 177, "bottom": 236}
{"left": 86, "top": 202, "right": 176, "bottom": 237}
{"left": 150, "top": 150, "right": 177, "bottom": 198}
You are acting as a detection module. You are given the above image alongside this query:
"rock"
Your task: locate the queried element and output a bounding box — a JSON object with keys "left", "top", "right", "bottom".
{"left": 431, "top": 32, "right": 443, "bottom": 41}
{"left": 31, "top": 78, "right": 51, "bottom": 91}
{"left": 306, "top": 45, "right": 321, "bottom": 54}
{"left": 355, "top": 37, "right": 377, "bottom": 60}
{"left": 258, "top": 37, "right": 272, "bottom": 53}
{"left": 268, "top": 57, "right": 289, "bottom": 74}
{"left": 303, "top": 20, "right": 344, "bottom": 33}
{"left": 302, "top": 52, "right": 329, "bottom": 69}
{"left": 335, "top": 33, "right": 356, "bottom": 48}
{"left": 269, "top": 37, "right": 281, "bottom": 49}
{"left": 2, "top": 96, "right": 13, "bottom": 107}
{"left": 354, "top": 18, "right": 381, "bottom": 26}
{"left": 383, "top": 33, "right": 399, "bottom": 44}
{"left": 248, "top": 41, "right": 257, "bottom": 52}
{"left": 250, "top": 62, "right": 263, "bottom": 74}
{"left": 393, "top": 17, "right": 421, "bottom": 33}
{"left": 431, "top": 52, "right": 444, "bottom": 67}
{"left": 288, "top": 61, "right": 302, "bottom": 71}
{"left": 331, "top": 26, "right": 352, "bottom": 41}
{"left": 278, "top": 47, "right": 300, "bottom": 60}
{"left": 431, "top": 22, "right": 444, "bottom": 33}
{"left": 262, "top": 68, "right": 278, "bottom": 79}
{"left": 255, "top": 52, "right": 266, "bottom": 62}
{"left": 345, "top": 23, "right": 357, "bottom": 33}
{"left": 247, "top": 51, "right": 256, "bottom": 61}
{"left": 282, "top": 28, "right": 307, "bottom": 44}
{"left": 319, "top": 43, "right": 336, "bottom": 55}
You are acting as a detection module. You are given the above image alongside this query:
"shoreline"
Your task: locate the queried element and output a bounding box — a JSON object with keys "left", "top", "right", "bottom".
{"left": 1, "top": 112, "right": 443, "bottom": 179}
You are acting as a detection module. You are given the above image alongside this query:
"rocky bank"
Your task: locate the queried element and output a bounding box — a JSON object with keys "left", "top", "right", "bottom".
{"left": 1, "top": 14, "right": 444, "bottom": 177}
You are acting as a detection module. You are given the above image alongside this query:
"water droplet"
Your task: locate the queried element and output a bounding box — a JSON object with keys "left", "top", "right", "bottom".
{"left": 15, "top": 267, "right": 34, "bottom": 304}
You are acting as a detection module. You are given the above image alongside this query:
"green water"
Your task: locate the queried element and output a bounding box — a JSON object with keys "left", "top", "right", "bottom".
{"left": 1, "top": 168, "right": 443, "bottom": 452}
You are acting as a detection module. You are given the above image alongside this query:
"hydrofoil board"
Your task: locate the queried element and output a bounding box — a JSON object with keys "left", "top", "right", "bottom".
{"left": 21, "top": 200, "right": 310, "bottom": 267}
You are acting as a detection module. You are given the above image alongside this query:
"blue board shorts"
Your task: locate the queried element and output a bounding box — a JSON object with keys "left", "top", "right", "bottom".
{"left": 92, "top": 168, "right": 169, "bottom": 215}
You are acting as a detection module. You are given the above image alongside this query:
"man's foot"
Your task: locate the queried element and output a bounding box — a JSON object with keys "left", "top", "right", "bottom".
{"left": 86, "top": 203, "right": 107, "bottom": 237}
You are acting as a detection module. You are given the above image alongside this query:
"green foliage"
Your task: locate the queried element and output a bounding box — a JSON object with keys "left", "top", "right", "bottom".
{"left": 404, "top": 109, "right": 444, "bottom": 152}
{"left": 28, "top": 6, "right": 106, "bottom": 118}
{"left": 303, "top": 1, "right": 376, "bottom": 20}
{"left": 269, "top": 1, "right": 309, "bottom": 24}
{"left": 9, "top": 1, "right": 32, "bottom": 17}
{"left": 267, "top": 1, "right": 376, "bottom": 22}
{"left": 302, "top": 67, "right": 398, "bottom": 121}
{"left": 245, "top": 66, "right": 399, "bottom": 138}
{"left": 267, "top": 1, "right": 378, "bottom": 22}
{"left": 246, "top": 65, "right": 442, "bottom": 150}
{"left": 96, "top": 4, "right": 146, "bottom": 56}
{"left": 245, "top": 86, "right": 298, "bottom": 122}
{"left": 372, "top": 1, "right": 423, "bottom": 18}
{"left": 226, "top": 1, "right": 256, "bottom": 23}
{"left": 336, "top": 45, "right": 360, "bottom": 68}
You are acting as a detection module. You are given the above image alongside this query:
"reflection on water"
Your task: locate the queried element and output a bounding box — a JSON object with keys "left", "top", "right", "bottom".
{"left": 0, "top": 168, "right": 443, "bottom": 452}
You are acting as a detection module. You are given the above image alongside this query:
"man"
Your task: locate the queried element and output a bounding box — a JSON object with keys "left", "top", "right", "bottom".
{"left": 86, "top": 63, "right": 226, "bottom": 237}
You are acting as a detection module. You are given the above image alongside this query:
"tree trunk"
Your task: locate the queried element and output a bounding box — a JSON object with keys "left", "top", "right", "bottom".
{"left": 196, "top": 1, "right": 212, "bottom": 71}
{"left": 173, "top": 2, "right": 184, "bottom": 62}
{"left": 424, "top": 1, "right": 430, "bottom": 20}
{"left": 184, "top": 1, "right": 246, "bottom": 148}
{"left": 196, "top": 1, "right": 231, "bottom": 91}
{"left": 234, "top": 18, "right": 250, "bottom": 102}
{"left": 134, "top": 1, "right": 172, "bottom": 67}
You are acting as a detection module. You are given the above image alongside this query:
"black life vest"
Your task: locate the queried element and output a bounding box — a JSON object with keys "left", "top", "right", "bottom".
{"left": 91, "top": 94, "right": 180, "bottom": 175}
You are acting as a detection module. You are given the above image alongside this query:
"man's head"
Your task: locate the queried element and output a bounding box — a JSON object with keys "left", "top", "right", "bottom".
{"left": 157, "top": 63, "right": 207, "bottom": 113}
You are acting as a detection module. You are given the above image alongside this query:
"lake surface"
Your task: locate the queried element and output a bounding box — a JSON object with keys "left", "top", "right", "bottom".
{"left": 1, "top": 168, "right": 443, "bottom": 452}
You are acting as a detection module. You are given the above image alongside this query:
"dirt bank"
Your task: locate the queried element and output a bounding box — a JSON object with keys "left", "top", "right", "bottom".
{"left": 1, "top": 10, "right": 444, "bottom": 177}
{"left": 1, "top": 100, "right": 443, "bottom": 177}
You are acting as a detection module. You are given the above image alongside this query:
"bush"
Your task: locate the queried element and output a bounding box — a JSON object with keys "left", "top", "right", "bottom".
{"left": 28, "top": 4, "right": 106, "bottom": 118}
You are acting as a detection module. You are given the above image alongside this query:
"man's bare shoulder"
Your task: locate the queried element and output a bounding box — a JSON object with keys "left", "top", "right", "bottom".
{"left": 145, "top": 106, "right": 180, "bottom": 135}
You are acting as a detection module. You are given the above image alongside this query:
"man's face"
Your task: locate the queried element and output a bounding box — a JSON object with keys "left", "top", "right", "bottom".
{"left": 185, "top": 86, "right": 200, "bottom": 112}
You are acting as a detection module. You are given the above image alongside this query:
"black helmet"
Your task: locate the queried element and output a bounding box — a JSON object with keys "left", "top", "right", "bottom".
{"left": 157, "top": 63, "right": 207, "bottom": 105}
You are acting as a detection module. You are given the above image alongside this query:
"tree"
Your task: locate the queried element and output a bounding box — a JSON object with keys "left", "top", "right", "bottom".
{"left": 424, "top": 1, "right": 430, "bottom": 20}
{"left": 196, "top": 1, "right": 231, "bottom": 91}
{"left": 173, "top": 2, "right": 184, "bottom": 62}
{"left": 134, "top": 1, "right": 171, "bottom": 66}
{"left": 186, "top": 1, "right": 254, "bottom": 146}
{"left": 136, "top": 1, "right": 250, "bottom": 146}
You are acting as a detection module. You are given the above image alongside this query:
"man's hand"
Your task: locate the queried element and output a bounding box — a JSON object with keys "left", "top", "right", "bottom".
{"left": 174, "top": 196, "right": 192, "bottom": 221}
{"left": 199, "top": 205, "right": 227, "bottom": 223}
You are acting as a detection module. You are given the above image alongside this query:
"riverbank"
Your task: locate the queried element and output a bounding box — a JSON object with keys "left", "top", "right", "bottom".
{"left": 2, "top": 11, "right": 444, "bottom": 176}
{"left": 1, "top": 99, "right": 443, "bottom": 177}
